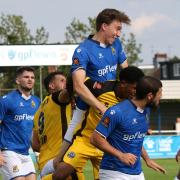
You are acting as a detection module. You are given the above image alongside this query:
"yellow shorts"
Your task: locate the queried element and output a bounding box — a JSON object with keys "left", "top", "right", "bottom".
{"left": 63, "top": 136, "right": 103, "bottom": 180}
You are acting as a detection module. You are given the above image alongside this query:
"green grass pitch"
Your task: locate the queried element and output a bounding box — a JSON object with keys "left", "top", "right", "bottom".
{"left": 84, "top": 158, "right": 179, "bottom": 180}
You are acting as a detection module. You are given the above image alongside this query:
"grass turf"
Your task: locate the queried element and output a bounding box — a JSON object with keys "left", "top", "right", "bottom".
{"left": 84, "top": 158, "right": 179, "bottom": 180}
{"left": 0, "top": 158, "right": 178, "bottom": 179}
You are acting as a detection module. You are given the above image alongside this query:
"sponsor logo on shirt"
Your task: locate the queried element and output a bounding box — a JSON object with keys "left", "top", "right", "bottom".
{"left": 98, "top": 64, "right": 117, "bottom": 76}
{"left": 76, "top": 48, "right": 81, "bottom": 53}
{"left": 14, "top": 114, "right": 34, "bottom": 121}
{"left": 19, "top": 102, "right": 24, "bottom": 107}
{"left": 110, "top": 110, "right": 116, "bottom": 115}
{"left": 123, "top": 131, "right": 146, "bottom": 141}
{"left": 98, "top": 53, "right": 104, "bottom": 59}
{"left": 132, "top": 118, "right": 138, "bottom": 124}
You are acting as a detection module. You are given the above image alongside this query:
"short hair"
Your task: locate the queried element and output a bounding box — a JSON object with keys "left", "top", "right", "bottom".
{"left": 136, "top": 76, "right": 162, "bottom": 99}
{"left": 96, "top": 8, "right": 131, "bottom": 31}
{"left": 16, "top": 66, "right": 35, "bottom": 77}
{"left": 43, "top": 71, "right": 65, "bottom": 92}
{"left": 119, "top": 66, "right": 144, "bottom": 83}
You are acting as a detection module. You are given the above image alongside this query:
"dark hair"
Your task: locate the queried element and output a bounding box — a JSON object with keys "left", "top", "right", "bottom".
{"left": 119, "top": 66, "right": 144, "bottom": 83}
{"left": 16, "top": 66, "right": 35, "bottom": 77}
{"left": 96, "top": 8, "right": 131, "bottom": 31}
{"left": 136, "top": 76, "right": 162, "bottom": 99}
{"left": 43, "top": 71, "right": 65, "bottom": 92}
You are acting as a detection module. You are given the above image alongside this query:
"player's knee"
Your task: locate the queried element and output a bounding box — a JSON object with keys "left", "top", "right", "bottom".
{"left": 52, "top": 162, "right": 75, "bottom": 180}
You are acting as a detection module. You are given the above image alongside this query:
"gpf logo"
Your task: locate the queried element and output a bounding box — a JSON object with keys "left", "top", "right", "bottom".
{"left": 8, "top": 50, "right": 16, "bottom": 60}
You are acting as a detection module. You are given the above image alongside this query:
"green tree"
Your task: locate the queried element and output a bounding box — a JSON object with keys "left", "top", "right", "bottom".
{"left": 169, "top": 56, "right": 180, "bottom": 62}
{"left": 0, "top": 14, "right": 49, "bottom": 97}
{"left": 64, "top": 17, "right": 96, "bottom": 44}
{"left": 64, "top": 17, "right": 142, "bottom": 65}
{"left": 0, "top": 14, "right": 48, "bottom": 44}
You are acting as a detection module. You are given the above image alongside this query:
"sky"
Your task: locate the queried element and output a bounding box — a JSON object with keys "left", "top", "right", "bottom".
{"left": 0, "top": 0, "right": 180, "bottom": 65}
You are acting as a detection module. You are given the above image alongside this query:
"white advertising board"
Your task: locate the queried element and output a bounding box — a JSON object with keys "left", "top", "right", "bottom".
{"left": 0, "top": 44, "right": 78, "bottom": 66}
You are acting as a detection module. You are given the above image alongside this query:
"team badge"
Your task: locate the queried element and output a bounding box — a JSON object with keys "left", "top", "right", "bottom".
{"left": 73, "top": 58, "right": 79, "bottom": 65}
{"left": 111, "top": 47, "right": 116, "bottom": 55}
{"left": 31, "top": 100, "right": 35, "bottom": 107}
{"left": 102, "top": 117, "right": 110, "bottom": 127}
{"left": 12, "top": 165, "right": 19, "bottom": 172}
{"left": 67, "top": 151, "right": 76, "bottom": 159}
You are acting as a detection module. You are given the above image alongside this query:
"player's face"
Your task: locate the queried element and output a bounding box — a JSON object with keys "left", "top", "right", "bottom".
{"left": 126, "top": 83, "right": 137, "bottom": 99}
{"left": 116, "top": 82, "right": 136, "bottom": 99}
{"left": 16, "top": 71, "right": 35, "bottom": 91}
{"left": 52, "top": 74, "right": 67, "bottom": 91}
{"left": 104, "top": 20, "right": 122, "bottom": 45}
{"left": 147, "top": 88, "right": 162, "bottom": 108}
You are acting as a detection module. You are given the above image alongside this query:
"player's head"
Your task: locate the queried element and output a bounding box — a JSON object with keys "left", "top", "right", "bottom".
{"left": 115, "top": 66, "right": 144, "bottom": 99}
{"left": 44, "top": 71, "right": 66, "bottom": 94}
{"left": 136, "top": 76, "right": 162, "bottom": 108}
{"left": 15, "top": 66, "right": 35, "bottom": 92}
{"left": 96, "top": 8, "right": 130, "bottom": 44}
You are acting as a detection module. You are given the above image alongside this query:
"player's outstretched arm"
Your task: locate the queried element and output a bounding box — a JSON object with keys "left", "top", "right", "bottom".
{"left": 90, "top": 131, "right": 137, "bottom": 166}
{"left": 141, "top": 147, "right": 166, "bottom": 174}
{"left": 72, "top": 69, "right": 107, "bottom": 114}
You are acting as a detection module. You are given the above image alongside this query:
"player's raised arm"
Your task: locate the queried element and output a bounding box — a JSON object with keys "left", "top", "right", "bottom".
{"left": 72, "top": 69, "right": 107, "bottom": 114}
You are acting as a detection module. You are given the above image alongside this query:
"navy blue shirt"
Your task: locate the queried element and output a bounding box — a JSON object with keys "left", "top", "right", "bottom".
{"left": 95, "top": 99, "right": 149, "bottom": 175}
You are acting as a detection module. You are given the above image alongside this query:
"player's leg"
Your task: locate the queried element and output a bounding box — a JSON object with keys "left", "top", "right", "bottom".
{"left": 91, "top": 148, "right": 103, "bottom": 180}
{"left": 52, "top": 162, "right": 76, "bottom": 180}
{"left": 53, "top": 136, "right": 90, "bottom": 180}
{"left": 19, "top": 153, "right": 36, "bottom": 180}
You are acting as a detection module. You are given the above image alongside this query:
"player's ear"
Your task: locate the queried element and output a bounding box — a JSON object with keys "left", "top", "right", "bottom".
{"left": 16, "top": 78, "right": 20, "bottom": 85}
{"left": 147, "top": 92, "right": 153, "bottom": 101}
{"left": 49, "top": 82, "right": 55, "bottom": 91}
{"left": 102, "top": 23, "right": 108, "bottom": 31}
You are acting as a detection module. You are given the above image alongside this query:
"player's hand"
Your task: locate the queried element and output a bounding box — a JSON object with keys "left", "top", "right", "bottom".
{"left": 118, "top": 153, "right": 137, "bottom": 166}
{"left": 0, "top": 152, "right": 6, "bottom": 166}
{"left": 146, "top": 159, "right": 166, "bottom": 174}
{"left": 176, "top": 149, "right": 180, "bottom": 162}
{"left": 58, "top": 89, "right": 70, "bottom": 103}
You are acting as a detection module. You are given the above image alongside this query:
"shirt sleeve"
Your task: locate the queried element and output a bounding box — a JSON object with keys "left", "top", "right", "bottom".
{"left": 0, "top": 96, "right": 8, "bottom": 121}
{"left": 95, "top": 106, "right": 121, "bottom": 138}
{"left": 71, "top": 46, "right": 89, "bottom": 73}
